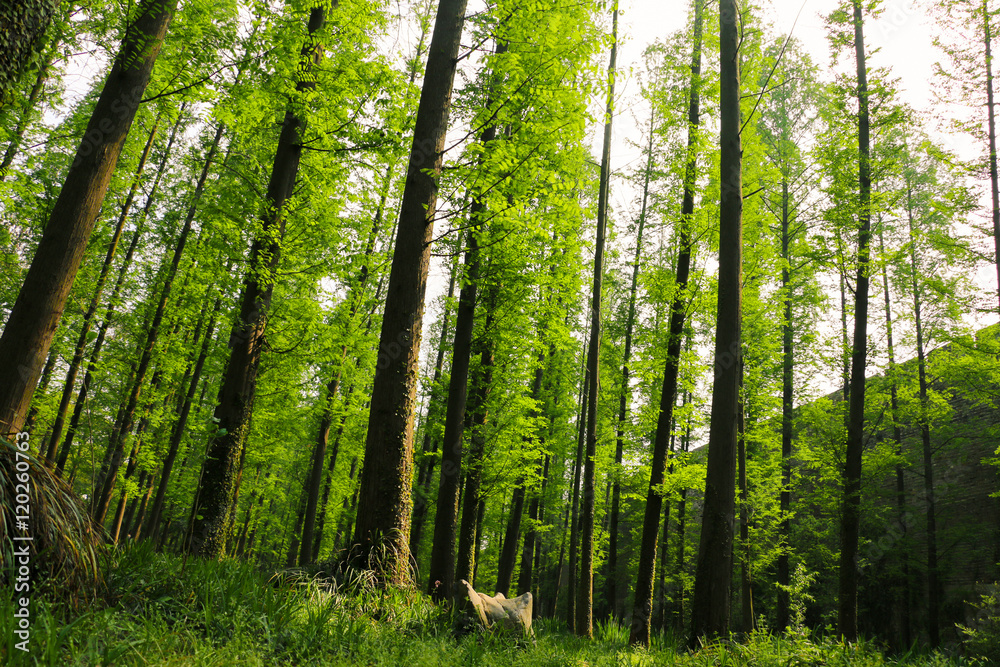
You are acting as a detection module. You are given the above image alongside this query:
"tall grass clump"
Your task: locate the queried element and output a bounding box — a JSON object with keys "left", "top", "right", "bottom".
{"left": 1, "top": 436, "right": 103, "bottom": 607}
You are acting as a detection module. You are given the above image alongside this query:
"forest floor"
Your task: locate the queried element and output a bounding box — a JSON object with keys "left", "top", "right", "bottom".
{"left": 0, "top": 543, "right": 987, "bottom": 666}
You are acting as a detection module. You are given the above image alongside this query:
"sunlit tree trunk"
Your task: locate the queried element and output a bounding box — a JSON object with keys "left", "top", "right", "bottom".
{"left": 352, "top": 0, "right": 469, "bottom": 584}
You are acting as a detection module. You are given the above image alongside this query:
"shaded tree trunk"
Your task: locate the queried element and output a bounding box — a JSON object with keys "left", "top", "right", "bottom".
{"left": 837, "top": 0, "right": 872, "bottom": 642}
{"left": 688, "top": 0, "right": 742, "bottom": 642}
{"left": 191, "top": 7, "right": 326, "bottom": 558}
{"left": 576, "top": 2, "right": 618, "bottom": 639}
{"left": 630, "top": 0, "right": 702, "bottom": 647}
{"left": 0, "top": 0, "right": 177, "bottom": 436}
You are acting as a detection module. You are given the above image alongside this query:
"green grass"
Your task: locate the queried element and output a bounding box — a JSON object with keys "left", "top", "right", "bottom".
{"left": 0, "top": 542, "right": 985, "bottom": 666}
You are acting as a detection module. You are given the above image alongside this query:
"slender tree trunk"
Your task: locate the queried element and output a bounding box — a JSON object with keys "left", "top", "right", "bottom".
{"left": 737, "top": 366, "right": 753, "bottom": 633}
{"left": 409, "top": 234, "right": 461, "bottom": 565}
{"left": 837, "top": 0, "right": 872, "bottom": 642}
{"left": 878, "top": 228, "right": 911, "bottom": 648}
{"left": 454, "top": 292, "right": 497, "bottom": 587}
{"left": 985, "top": 0, "right": 1000, "bottom": 315}
{"left": 352, "top": 0, "right": 469, "bottom": 584}
{"left": 577, "top": 2, "right": 617, "bottom": 639}
{"left": 43, "top": 120, "right": 159, "bottom": 463}
{"left": 55, "top": 111, "right": 184, "bottom": 473}
{"left": 905, "top": 178, "right": 940, "bottom": 647}
{"left": 426, "top": 108, "right": 501, "bottom": 597}
{"left": 630, "top": 0, "right": 703, "bottom": 647}
{"left": 0, "top": 0, "right": 177, "bottom": 436}
{"left": 92, "top": 125, "right": 224, "bottom": 526}
{"left": 191, "top": 7, "right": 327, "bottom": 558}
{"left": 689, "top": 0, "right": 742, "bottom": 643}
{"left": 495, "top": 352, "right": 545, "bottom": 597}
{"left": 608, "top": 110, "right": 654, "bottom": 622}
{"left": 567, "top": 364, "right": 589, "bottom": 631}
{"left": 777, "top": 178, "right": 794, "bottom": 631}
{"left": 143, "top": 295, "right": 221, "bottom": 541}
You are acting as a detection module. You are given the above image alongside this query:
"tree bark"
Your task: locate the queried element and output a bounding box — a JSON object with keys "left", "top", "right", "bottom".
{"left": 351, "top": 0, "right": 469, "bottom": 584}
{"left": 777, "top": 177, "right": 793, "bottom": 631}
{"left": 985, "top": 0, "right": 1000, "bottom": 315}
{"left": 454, "top": 291, "right": 497, "bottom": 587}
{"left": 191, "top": 7, "right": 327, "bottom": 558}
{"left": 905, "top": 175, "right": 940, "bottom": 647}
{"left": 576, "top": 2, "right": 617, "bottom": 639}
{"left": 688, "top": 0, "right": 742, "bottom": 643}
{"left": 837, "top": 0, "right": 872, "bottom": 642}
{"left": 630, "top": 0, "right": 702, "bottom": 647}
{"left": 54, "top": 109, "right": 185, "bottom": 474}
{"left": 43, "top": 120, "right": 159, "bottom": 463}
{"left": 878, "top": 227, "right": 911, "bottom": 647}
{"left": 0, "top": 0, "right": 177, "bottom": 437}
{"left": 607, "top": 107, "right": 654, "bottom": 623}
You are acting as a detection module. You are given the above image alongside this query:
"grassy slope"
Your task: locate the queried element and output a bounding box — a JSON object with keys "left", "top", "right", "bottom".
{"left": 0, "top": 543, "right": 984, "bottom": 666}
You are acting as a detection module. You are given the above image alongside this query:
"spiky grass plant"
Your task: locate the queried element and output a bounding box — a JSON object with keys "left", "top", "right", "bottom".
{"left": 1, "top": 435, "right": 103, "bottom": 607}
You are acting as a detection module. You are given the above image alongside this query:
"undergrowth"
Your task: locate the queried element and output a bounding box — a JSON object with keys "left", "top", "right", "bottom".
{"left": 0, "top": 542, "right": 986, "bottom": 666}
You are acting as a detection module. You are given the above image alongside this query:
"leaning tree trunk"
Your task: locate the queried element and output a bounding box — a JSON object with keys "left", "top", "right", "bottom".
{"left": 43, "top": 120, "right": 159, "bottom": 463}
{"left": 688, "top": 0, "right": 741, "bottom": 643}
{"left": 837, "top": 0, "right": 872, "bottom": 642}
{"left": 0, "top": 0, "right": 177, "bottom": 437}
{"left": 190, "top": 7, "right": 327, "bottom": 558}
{"left": 91, "top": 125, "right": 223, "bottom": 527}
{"left": 630, "top": 0, "right": 702, "bottom": 647}
{"left": 426, "top": 69, "right": 505, "bottom": 594}
{"left": 576, "top": 1, "right": 617, "bottom": 639}
{"left": 351, "top": 0, "right": 469, "bottom": 585}
{"left": 495, "top": 348, "right": 545, "bottom": 597}
{"left": 454, "top": 289, "right": 497, "bottom": 587}
{"left": 54, "top": 110, "right": 184, "bottom": 474}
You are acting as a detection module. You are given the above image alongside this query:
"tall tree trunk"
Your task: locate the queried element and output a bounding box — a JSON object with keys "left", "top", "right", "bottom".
{"left": 43, "top": 120, "right": 159, "bottom": 463}
{"left": 630, "top": 0, "right": 702, "bottom": 647}
{"left": 454, "top": 291, "right": 497, "bottom": 587}
{"left": 777, "top": 177, "right": 794, "bottom": 631}
{"left": 737, "top": 365, "right": 752, "bottom": 633}
{"left": 607, "top": 109, "right": 654, "bottom": 622}
{"left": 837, "top": 0, "right": 872, "bottom": 642}
{"left": 352, "top": 0, "right": 469, "bottom": 585}
{"left": 409, "top": 233, "right": 461, "bottom": 565}
{"left": 495, "top": 350, "right": 545, "bottom": 597}
{"left": 55, "top": 110, "right": 185, "bottom": 473}
{"left": 566, "top": 364, "right": 589, "bottom": 631}
{"left": 425, "top": 75, "right": 505, "bottom": 594}
{"left": 0, "top": 0, "right": 176, "bottom": 436}
{"left": 577, "top": 2, "right": 618, "bottom": 639}
{"left": 905, "top": 177, "right": 940, "bottom": 647}
{"left": 689, "top": 0, "right": 741, "bottom": 643}
{"left": 142, "top": 295, "right": 221, "bottom": 541}
{"left": 91, "top": 124, "right": 224, "bottom": 526}
{"left": 878, "top": 228, "right": 911, "bottom": 647}
{"left": 985, "top": 0, "right": 1000, "bottom": 315}
{"left": 191, "top": 7, "right": 327, "bottom": 558}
